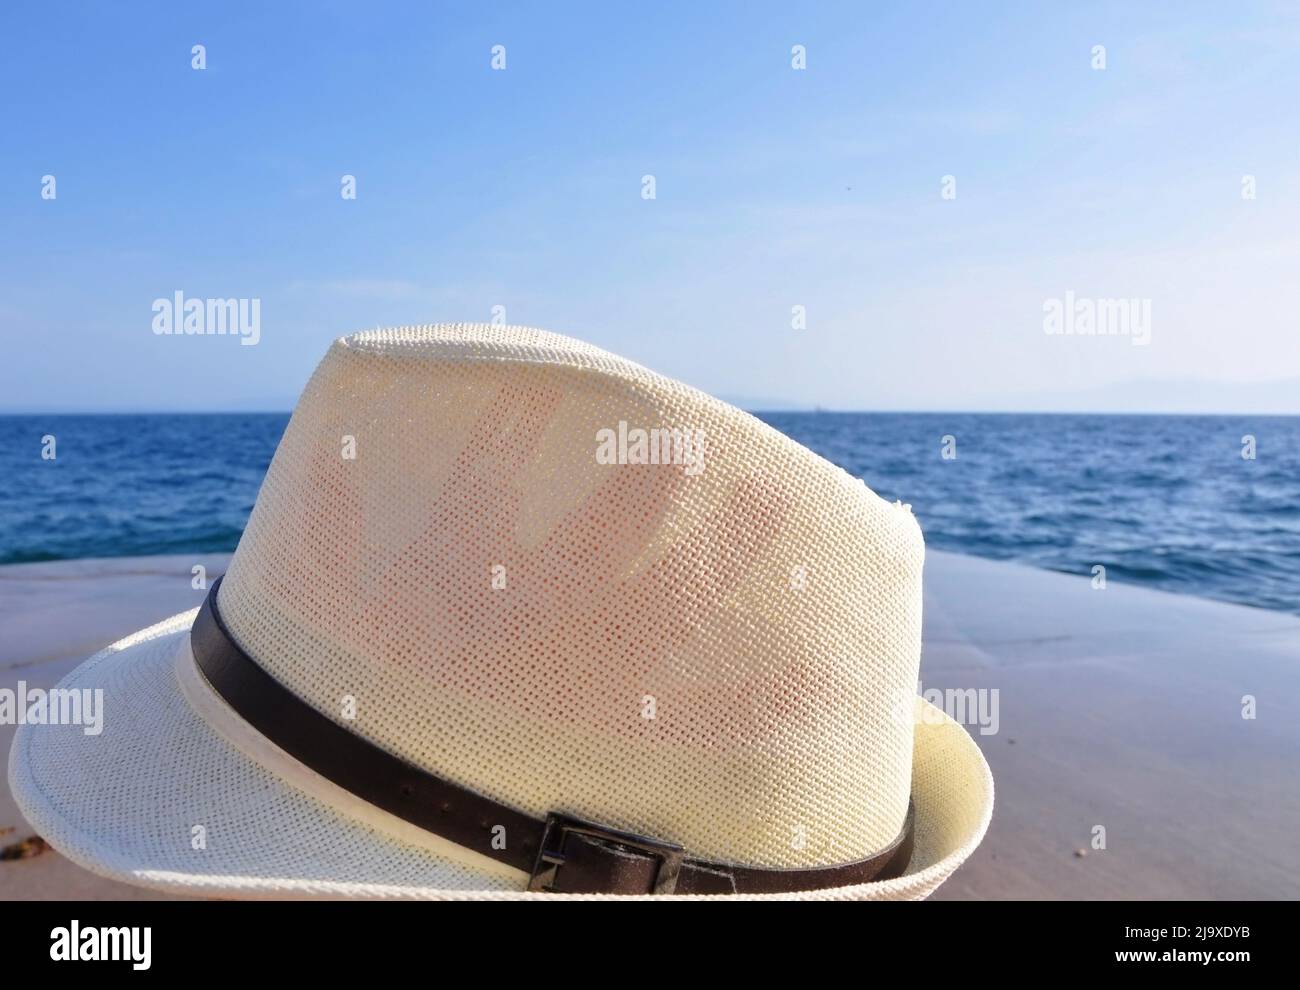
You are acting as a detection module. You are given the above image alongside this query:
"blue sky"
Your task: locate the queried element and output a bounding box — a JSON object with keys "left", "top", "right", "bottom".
{"left": 2, "top": 1, "right": 1298, "bottom": 413}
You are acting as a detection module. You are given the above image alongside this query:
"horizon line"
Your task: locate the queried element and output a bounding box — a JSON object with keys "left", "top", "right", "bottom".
{"left": 2, "top": 408, "right": 1298, "bottom": 418}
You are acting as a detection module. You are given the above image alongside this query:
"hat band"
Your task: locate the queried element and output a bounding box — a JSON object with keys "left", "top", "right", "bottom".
{"left": 190, "top": 577, "right": 915, "bottom": 894}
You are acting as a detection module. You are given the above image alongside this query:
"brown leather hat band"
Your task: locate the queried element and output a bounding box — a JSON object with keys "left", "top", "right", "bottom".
{"left": 189, "top": 577, "right": 915, "bottom": 895}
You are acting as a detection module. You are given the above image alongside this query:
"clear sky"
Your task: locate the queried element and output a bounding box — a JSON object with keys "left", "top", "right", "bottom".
{"left": 2, "top": 1, "right": 1298, "bottom": 413}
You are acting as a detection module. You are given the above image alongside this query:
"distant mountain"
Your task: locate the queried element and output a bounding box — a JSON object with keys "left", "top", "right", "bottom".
{"left": 729, "top": 378, "right": 1300, "bottom": 416}
{"left": 990, "top": 378, "right": 1300, "bottom": 416}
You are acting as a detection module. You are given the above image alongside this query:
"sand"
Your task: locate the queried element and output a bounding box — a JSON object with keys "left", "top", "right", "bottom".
{"left": 2, "top": 550, "right": 1297, "bottom": 900}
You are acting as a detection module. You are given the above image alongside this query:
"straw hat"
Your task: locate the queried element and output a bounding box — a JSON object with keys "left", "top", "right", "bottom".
{"left": 8, "top": 324, "right": 992, "bottom": 899}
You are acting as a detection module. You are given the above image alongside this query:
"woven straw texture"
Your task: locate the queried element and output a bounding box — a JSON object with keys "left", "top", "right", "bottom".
{"left": 221, "top": 324, "right": 923, "bottom": 868}
{"left": 9, "top": 611, "right": 992, "bottom": 899}
{"left": 8, "top": 324, "right": 994, "bottom": 898}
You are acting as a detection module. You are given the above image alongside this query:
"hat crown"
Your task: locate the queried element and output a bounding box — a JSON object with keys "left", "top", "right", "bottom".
{"left": 218, "top": 324, "right": 924, "bottom": 868}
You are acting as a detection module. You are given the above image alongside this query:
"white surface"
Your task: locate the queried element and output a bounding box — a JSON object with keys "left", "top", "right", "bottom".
{"left": 2, "top": 550, "right": 1297, "bottom": 900}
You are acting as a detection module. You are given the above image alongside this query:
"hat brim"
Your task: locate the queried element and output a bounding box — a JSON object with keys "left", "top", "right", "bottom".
{"left": 9, "top": 609, "right": 993, "bottom": 900}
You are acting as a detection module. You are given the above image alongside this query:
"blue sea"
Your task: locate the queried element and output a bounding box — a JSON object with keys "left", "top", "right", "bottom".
{"left": 1, "top": 412, "right": 1297, "bottom": 615}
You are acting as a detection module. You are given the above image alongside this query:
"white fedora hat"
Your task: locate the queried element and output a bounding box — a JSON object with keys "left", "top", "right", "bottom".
{"left": 8, "top": 324, "right": 992, "bottom": 899}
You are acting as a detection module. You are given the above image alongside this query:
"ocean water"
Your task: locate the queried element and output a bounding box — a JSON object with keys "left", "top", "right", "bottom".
{"left": 1, "top": 412, "right": 1297, "bottom": 615}
{"left": 0, "top": 414, "right": 285, "bottom": 564}
{"left": 759, "top": 412, "right": 1300, "bottom": 616}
